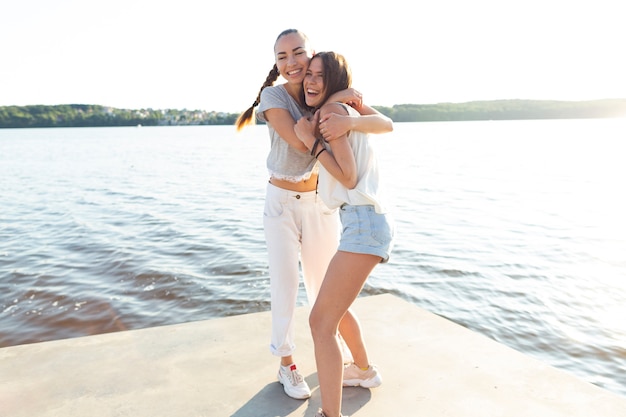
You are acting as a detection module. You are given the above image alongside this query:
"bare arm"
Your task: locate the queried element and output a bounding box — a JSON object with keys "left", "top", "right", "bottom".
{"left": 263, "top": 107, "right": 309, "bottom": 153}
{"left": 319, "top": 105, "right": 393, "bottom": 141}
{"left": 327, "top": 87, "right": 363, "bottom": 109}
{"left": 321, "top": 89, "right": 393, "bottom": 141}
{"left": 294, "top": 107, "right": 357, "bottom": 189}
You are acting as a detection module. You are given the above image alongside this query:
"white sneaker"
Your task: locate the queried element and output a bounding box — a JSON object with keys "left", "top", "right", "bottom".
{"left": 342, "top": 363, "right": 382, "bottom": 388}
{"left": 277, "top": 364, "right": 311, "bottom": 399}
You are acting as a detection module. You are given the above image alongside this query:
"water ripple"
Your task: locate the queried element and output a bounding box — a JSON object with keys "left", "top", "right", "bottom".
{"left": 1, "top": 122, "right": 625, "bottom": 397}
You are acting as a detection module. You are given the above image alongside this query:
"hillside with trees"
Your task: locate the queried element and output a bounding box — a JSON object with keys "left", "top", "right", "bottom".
{"left": 1, "top": 99, "right": 625, "bottom": 129}
{"left": 0, "top": 105, "right": 237, "bottom": 128}
{"left": 376, "top": 99, "right": 626, "bottom": 122}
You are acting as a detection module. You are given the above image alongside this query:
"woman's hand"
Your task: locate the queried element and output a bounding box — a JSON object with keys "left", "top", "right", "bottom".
{"left": 319, "top": 112, "right": 354, "bottom": 141}
{"left": 327, "top": 88, "right": 363, "bottom": 110}
{"left": 294, "top": 111, "right": 320, "bottom": 151}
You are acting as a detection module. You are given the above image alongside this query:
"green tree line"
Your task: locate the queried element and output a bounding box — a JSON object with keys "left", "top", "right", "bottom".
{"left": 373, "top": 99, "right": 626, "bottom": 122}
{"left": 1, "top": 99, "right": 625, "bottom": 129}
{"left": 0, "top": 105, "right": 238, "bottom": 128}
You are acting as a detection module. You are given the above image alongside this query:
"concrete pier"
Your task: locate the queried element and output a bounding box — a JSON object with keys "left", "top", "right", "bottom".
{"left": 1, "top": 294, "right": 625, "bottom": 416}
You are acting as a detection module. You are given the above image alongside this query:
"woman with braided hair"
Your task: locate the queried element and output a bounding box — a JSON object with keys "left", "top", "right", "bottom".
{"left": 236, "top": 29, "right": 392, "bottom": 400}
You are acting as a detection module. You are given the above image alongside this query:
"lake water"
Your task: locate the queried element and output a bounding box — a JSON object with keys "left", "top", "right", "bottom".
{"left": 1, "top": 119, "right": 625, "bottom": 398}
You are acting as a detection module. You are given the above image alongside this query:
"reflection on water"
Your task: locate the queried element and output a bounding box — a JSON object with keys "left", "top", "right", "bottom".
{"left": 0, "top": 120, "right": 625, "bottom": 397}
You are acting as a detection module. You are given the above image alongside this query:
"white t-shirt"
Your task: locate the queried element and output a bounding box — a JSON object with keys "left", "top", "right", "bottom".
{"left": 317, "top": 104, "right": 389, "bottom": 214}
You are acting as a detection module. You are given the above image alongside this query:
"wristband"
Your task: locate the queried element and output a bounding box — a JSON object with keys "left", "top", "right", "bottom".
{"left": 315, "top": 148, "right": 326, "bottom": 159}
{"left": 310, "top": 137, "right": 321, "bottom": 156}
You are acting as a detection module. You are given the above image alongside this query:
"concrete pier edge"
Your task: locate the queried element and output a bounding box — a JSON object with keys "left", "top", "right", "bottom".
{"left": 1, "top": 293, "right": 625, "bottom": 416}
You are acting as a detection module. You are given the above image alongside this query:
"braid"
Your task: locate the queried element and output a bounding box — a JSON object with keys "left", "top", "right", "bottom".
{"left": 235, "top": 65, "right": 280, "bottom": 131}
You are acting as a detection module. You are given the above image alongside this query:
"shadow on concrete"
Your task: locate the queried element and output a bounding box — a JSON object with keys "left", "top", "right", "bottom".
{"left": 341, "top": 386, "right": 373, "bottom": 415}
{"left": 230, "top": 373, "right": 372, "bottom": 417}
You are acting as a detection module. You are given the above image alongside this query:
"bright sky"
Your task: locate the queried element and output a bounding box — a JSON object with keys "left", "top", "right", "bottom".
{"left": 1, "top": 0, "right": 624, "bottom": 113}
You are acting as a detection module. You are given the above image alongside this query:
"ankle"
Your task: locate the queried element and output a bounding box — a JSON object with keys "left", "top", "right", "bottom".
{"left": 316, "top": 409, "right": 340, "bottom": 417}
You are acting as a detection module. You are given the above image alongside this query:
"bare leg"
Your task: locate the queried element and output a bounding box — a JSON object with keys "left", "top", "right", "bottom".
{"left": 310, "top": 251, "right": 381, "bottom": 417}
{"left": 338, "top": 309, "right": 369, "bottom": 368}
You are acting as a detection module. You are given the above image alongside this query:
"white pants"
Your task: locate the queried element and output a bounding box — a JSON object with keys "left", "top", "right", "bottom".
{"left": 264, "top": 182, "right": 340, "bottom": 357}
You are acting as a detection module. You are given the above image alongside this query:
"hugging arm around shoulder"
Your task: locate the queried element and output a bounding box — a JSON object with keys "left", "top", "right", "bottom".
{"left": 319, "top": 103, "right": 393, "bottom": 142}
{"left": 353, "top": 104, "right": 393, "bottom": 134}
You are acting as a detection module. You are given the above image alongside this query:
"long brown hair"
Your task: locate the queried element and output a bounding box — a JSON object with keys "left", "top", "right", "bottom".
{"left": 235, "top": 29, "right": 310, "bottom": 131}
{"left": 303, "top": 51, "right": 352, "bottom": 113}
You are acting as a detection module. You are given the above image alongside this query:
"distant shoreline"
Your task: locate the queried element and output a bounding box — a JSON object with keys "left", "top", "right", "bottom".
{"left": 1, "top": 99, "right": 625, "bottom": 129}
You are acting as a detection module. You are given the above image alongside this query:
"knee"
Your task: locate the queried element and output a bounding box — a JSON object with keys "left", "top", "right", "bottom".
{"left": 309, "top": 308, "right": 335, "bottom": 340}
{"left": 309, "top": 309, "right": 321, "bottom": 337}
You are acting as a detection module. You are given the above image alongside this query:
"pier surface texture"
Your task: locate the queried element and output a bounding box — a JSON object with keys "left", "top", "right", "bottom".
{"left": 2, "top": 294, "right": 625, "bottom": 416}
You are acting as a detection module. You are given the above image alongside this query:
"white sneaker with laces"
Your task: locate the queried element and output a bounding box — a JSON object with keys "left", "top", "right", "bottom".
{"left": 277, "top": 363, "right": 311, "bottom": 399}
{"left": 342, "top": 363, "right": 382, "bottom": 388}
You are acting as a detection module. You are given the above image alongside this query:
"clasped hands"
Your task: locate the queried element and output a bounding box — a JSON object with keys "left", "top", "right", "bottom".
{"left": 295, "top": 87, "right": 361, "bottom": 150}
{"left": 294, "top": 110, "right": 352, "bottom": 153}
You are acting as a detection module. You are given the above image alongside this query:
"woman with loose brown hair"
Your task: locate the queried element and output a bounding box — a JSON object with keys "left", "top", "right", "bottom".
{"left": 236, "top": 29, "right": 392, "bottom": 401}
{"left": 295, "top": 51, "right": 395, "bottom": 417}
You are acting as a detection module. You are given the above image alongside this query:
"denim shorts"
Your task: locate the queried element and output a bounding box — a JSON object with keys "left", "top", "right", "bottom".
{"left": 338, "top": 204, "right": 394, "bottom": 263}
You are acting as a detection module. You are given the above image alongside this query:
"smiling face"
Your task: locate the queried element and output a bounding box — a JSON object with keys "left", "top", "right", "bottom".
{"left": 303, "top": 56, "right": 325, "bottom": 108}
{"left": 274, "top": 32, "right": 312, "bottom": 86}
{"left": 303, "top": 52, "right": 352, "bottom": 110}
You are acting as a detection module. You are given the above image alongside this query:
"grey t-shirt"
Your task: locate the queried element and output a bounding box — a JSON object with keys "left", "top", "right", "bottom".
{"left": 256, "top": 84, "right": 317, "bottom": 182}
